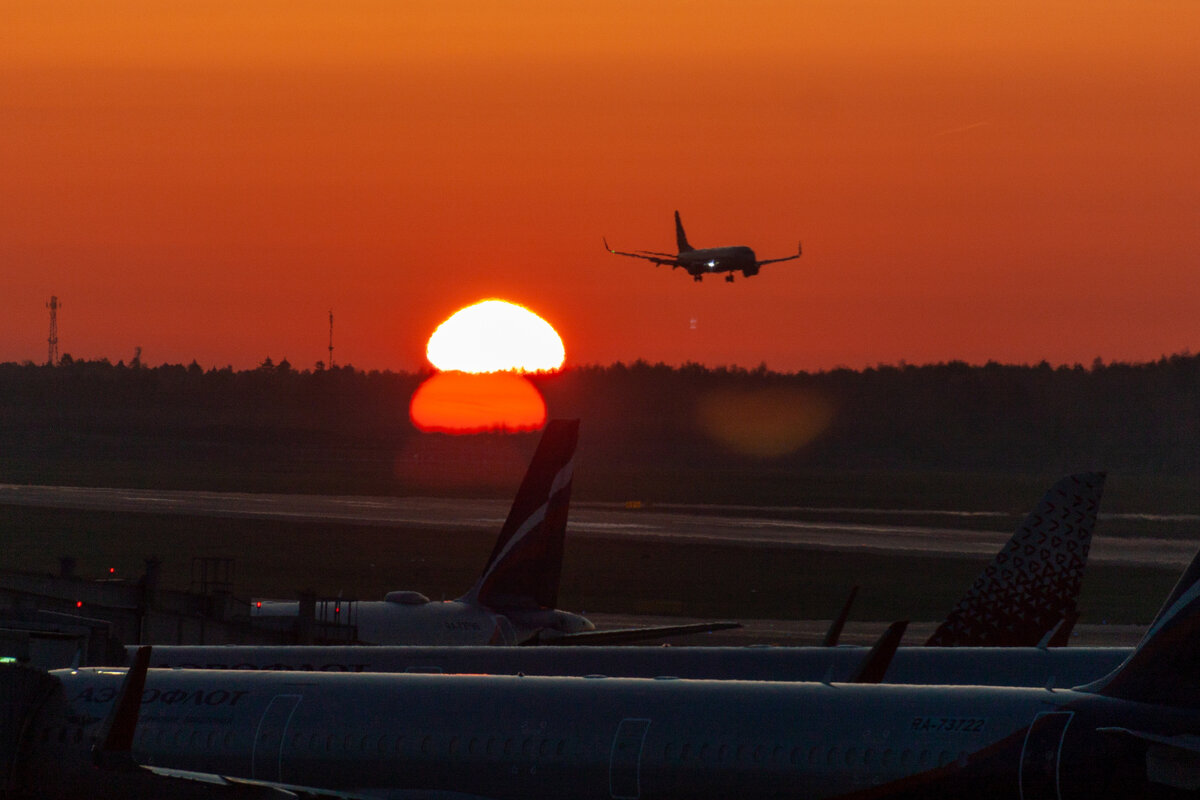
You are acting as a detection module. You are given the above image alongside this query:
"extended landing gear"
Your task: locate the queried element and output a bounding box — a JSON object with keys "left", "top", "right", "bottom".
{"left": 693, "top": 275, "right": 703, "bottom": 282}
{"left": 725, "top": 274, "right": 735, "bottom": 283}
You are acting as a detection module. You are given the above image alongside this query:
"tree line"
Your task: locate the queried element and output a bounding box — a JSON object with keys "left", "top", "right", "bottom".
{"left": 0, "top": 354, "right": 1196, "bottom": 507}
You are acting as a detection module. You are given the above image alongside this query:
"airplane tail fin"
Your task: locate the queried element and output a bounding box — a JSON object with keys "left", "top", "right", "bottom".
{"left": 464, "top": 419, "right": 579, "bottom": 612}
{"left": 1082, "top": 547, "right": 1200, "bottom": 706}
{"left": 925, "top": 472, "right": 1105, "bottom": 646}
{"left": 674, "top": 210, "right": 693, "bottom": 253}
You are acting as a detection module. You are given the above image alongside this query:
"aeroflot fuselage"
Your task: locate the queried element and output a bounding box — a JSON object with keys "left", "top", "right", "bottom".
{"left": 26, "top": 667, "right": 1184, "bottom": 799}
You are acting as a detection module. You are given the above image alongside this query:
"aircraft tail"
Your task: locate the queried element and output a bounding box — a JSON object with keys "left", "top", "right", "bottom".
{"left": 1082, "top": 547, "right": 1200, "bottom": 706}
{"left": 674, "top": 210, "right": 693, "bottom": 253}
{"left": 464, "top": 419, "right": 578, "bottom": 611}
{"left": 925, "top": 472, "right": 1105, "bottom": 646}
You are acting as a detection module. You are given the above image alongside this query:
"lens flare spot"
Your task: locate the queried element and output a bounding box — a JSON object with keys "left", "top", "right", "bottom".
{"left": 410, "top": 371, "right": 547, "bottom": 434}
{"left": 427, "top": 299, "right": 565, "bottom": 373}
{"left": 697, "top": 387, "right": 834, "bottom": 458}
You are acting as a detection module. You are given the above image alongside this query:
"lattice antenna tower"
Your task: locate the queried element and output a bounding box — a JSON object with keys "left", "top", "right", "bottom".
{"left": 328, "top": 309, "right": 335, "bottom": 368}
{"left": 46, "top": 296, "right": 60, "bottom": 366}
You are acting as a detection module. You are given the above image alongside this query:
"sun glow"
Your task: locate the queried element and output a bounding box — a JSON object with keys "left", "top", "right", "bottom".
{"left": 409, "top": 371, "right": 547, "bottom": 433}
{"left": 426, "top": 300, "right": 565, "bottom": 373}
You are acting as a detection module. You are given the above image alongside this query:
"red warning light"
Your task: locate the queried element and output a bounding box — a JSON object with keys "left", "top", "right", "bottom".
{"left": 76, "top": 601, "right": 82, "bottom": 608}
{"left": 256, "top": 601, "right": 262, "bottom": 608}
{"left": 109, "top": 567, "right": 115, "bottom": 574}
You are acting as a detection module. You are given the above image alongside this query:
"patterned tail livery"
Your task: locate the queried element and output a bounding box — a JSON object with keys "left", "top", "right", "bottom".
{"left": 926, "top": 472, "right": 1105, "bottom": 646}
{"left": 467, "top": 419, "right": 578, "bottom": 611}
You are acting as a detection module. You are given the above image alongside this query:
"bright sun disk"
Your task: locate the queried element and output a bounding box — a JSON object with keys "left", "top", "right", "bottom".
{"left": 426, "top": 299, "right": 565, "bottom": 373}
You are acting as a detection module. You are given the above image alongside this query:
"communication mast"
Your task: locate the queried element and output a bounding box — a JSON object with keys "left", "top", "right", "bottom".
{"left": 328, "top": 309, "right": 335, "bottom": 368}
{"left": 46, "top": 296, "right": 60, "bottom": 366}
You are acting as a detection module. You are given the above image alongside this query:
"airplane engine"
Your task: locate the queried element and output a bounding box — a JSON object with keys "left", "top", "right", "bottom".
{"left": 742, "top": 264, "right": 759, "bottom": 277}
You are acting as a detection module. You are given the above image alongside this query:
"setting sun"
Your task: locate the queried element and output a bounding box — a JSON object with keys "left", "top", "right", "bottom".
{"left": 426, "top": 300, "right": 565, "bottom": 374}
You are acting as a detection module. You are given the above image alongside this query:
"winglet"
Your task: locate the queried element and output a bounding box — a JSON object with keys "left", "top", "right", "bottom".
{"left": 926, "top": 472, "right": 1105, "bottom": 646}
{"left": 850, "top": 621, "right": 908, "bottom": 684}
{"left": 823, "top": 585, "right": 859, "bottom": 647}
{"left": 93, "top": 645, "right": 151, "bottom": 771}
{"left": 603, "top": 237, "right": 613, "bottom": 253}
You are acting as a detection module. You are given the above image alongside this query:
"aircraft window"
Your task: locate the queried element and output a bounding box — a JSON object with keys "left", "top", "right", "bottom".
{"left": 541, "top": 738, "right": 553, "bottom": 757}
{"left": 210, "top": 731, "right": 220, "bottom": 749}
{"left": 159, "top": 730, "right": 169, "bottom": 746}
{"left": 190, "top": 730, "right": 201, "bottom": 748}
{"left": 754, "top": 744, "right": 764, "bottom": 763}
{"left": 503, "top": 738, "right": 513, "bottom": 756}
{"left": 309, "top": 733, "right": 321, "bottom": 751}
{"left": 700, "top": 743, "right": 711, "bottom": 760}
{"left": 175, "top": 729, "right": 188, "bottom": 747}
{"left": 882, "top": 749, "right": 893, "bottom": 767}
{"left": 522, "top": 737, "right": 533, "bottom": 757}
{"left": 361, "top": 734, "right": 373, "bottom": 751}
{"left": 919, "top": 750, "right": 930, "bottom": 767}
{"left": 421, "top": 736, "right": 432, "bottom": 755}
{"left": 326, "top": 734, "right": 335, "bottom": 752}
{"left": 664, "top": 742, "right": 675, "bottom": 760}
{"left": 680, "top": 742, "right": 691, "bottom": 761}
{"left": 772, "top": 744, "right": 783, "bottom": 763}
{"left": 378, "top": 735, "right": 389, "bottom": 754}
{"left": 450, "top": 736, "right": 460, "bottom": 755}
{"left": 468, "top": 737, "right": 478, "bottom": 755}
{"left": 344, "top": 733, "right": 355, "bottom": 750}
{"left": 718, "top": 744, "right": 729, "bottom": 762}
{"left": 863, "top": 748, "right": 873, "bottom": 765}
{"left": 938, "top": 751, "right": 951, "bottom": 767}
{"left": 394, "top": 735, "right": 405, "bottom": 754}
{"left": 845, "top": 748, "right": 857, "bottom": 766}
{"left": 556, "top": 740, "right": 565, "bottom": 757}
{"left": 736, "top": 744, "right": 747, "bottom": 762}
{"left": 224, "top": 731, "right": 234, "bottom": 748}
{"left": 486, "top": 738, "right": 496, "bottom": 756}
{"left": 900, "top": 749, "right": 911, "bottom": 766}
{"left": 826, "top": 747, "right": 837, "bottom": 766}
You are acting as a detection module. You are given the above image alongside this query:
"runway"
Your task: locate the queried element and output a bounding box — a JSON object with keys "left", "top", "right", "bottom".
{"left": 0, "top": 483, "right": 1192, "bottom": 568}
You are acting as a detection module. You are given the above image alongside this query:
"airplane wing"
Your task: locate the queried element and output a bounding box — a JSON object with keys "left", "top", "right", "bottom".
{"left": 756, "top": 241, "right": 803, "bottom": 266}
{"left": 603, "top": 238, "right": 681, "bottom": 268}
{"left": 526, "top": 620, "right": 741, "bottom": 646}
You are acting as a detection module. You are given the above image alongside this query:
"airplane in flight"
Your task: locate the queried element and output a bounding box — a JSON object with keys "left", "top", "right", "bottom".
{"left": 134, "top": 473, "right": 1109, "bottom": 686}
{"left": 604, "top": 210, "right": 802, "bottom": 282}
{"left": 13, "top": 544, "right": 1200, "bottom": 799}
{"left": 251, "top": 419, "right": 736, "bottom": 646}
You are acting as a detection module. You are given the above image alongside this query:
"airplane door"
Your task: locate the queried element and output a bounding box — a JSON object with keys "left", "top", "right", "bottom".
{"left": 1019, "top": 711, "right": 1073, "bottom": 800}
{"left": 609, "top": 718, "right": 651, "bottom": 800}
{"left": 251, "top": 694, "right": 302, "bottom": 782}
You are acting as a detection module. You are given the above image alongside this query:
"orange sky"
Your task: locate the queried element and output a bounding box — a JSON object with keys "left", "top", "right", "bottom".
{"left": 4, "top": 1, "right": 1198, "bottom": 372}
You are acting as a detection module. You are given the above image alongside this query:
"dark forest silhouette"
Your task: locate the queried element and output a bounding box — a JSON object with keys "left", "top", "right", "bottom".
{"left": 0, "top": 354, "right": 1197, "bottom": 509}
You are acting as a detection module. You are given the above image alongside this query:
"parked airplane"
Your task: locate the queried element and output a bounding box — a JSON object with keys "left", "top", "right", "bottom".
{"left": 14, "top": 547, "right": 1200, "bottom": 798}
{"left": 130, "top": 472, "right": 1109, "bottom": 686}
{"left": 250, "top": 419, "right": 736, "bottom": 646}
{"left": 604, "top": 210, "right": 802, "bottom": 282}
